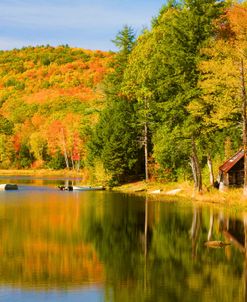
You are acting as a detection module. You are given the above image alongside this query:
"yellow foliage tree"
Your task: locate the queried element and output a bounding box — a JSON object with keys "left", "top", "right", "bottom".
{"left": 198, "top": 4, "right": 247, "bottom": 193}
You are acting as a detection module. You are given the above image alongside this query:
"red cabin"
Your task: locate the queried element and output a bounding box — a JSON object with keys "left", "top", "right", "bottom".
{"left": 219, "top": 149, "right": 244, "bottom": 187}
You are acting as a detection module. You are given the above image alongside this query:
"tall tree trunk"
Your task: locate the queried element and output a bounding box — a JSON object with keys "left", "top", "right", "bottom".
{"left": 244, "top": 214, "right": 247, "bottom": 301}
{"left": 190, "top": 155, "right": 198, "bottom": 189}
{"left": 76, "top": 160, "right": 80, "bottom": 172}
{"left": 71, "top": 152, "right": 75, "bottom": 170}
{"left": 144, "top": 97, "right": 148, "bottom": 181}
{"left": 241, "top": 58, "right": 247, "bottom": 196}
{"left": 207, "top": 154, "right": 214, "bottom": 187}
{"left": 61, "top": 128, "right": 69, "bottom": 169}
{"left": 191, "top": 138, "right": 202, "bottom": 193}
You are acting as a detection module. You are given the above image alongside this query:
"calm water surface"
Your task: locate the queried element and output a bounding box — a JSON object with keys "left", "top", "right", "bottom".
{"left": 0, "top": 177, "right": 246, "bottom": 301}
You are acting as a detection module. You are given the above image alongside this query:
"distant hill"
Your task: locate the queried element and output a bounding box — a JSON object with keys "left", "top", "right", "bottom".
{"left": 0, "top": 45, "right": 114, "bottom": 169}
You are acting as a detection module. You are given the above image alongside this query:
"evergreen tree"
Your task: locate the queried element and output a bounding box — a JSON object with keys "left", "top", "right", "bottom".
{"left": 88, "top": 100, "right": 140, "bottom": 184}
{"left": 88, "top": 26, "right": 141, "bottom": 185}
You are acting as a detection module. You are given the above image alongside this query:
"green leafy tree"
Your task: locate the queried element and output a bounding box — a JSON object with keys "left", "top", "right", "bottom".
{"left": 0, "top": 134, "right": 15, "bottom": 168}
{"left": 123, "top": 0, "right": 225, "bottom": 190}
{"left": 0, "top": 115, "right": 14, "bottom": 135}
{"left": 122, "top": 28, "right": 167, "bottom": 181}
{"left": 0, "top": 116, "right": 15, "bottom": 168}
{"left": 47, "top": 151, "right": 66, "bottom": 170}
{"left": 17, "top": 144, "right": 33, "bottom": 168}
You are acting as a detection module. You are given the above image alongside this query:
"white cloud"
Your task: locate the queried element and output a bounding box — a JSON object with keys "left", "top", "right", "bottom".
{"left": 0, "top": 1, "right": 152, "bottom": 30}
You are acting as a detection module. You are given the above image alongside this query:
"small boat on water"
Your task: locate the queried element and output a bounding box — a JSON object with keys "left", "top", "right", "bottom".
{"left": 0, "top": 184, "right": 18, "bottom": 191}
{"left": 58, "top": 185, "right": 105, "bottom": 191}
{"left": 73, "top": 185, "right": 105, "bottom": 191}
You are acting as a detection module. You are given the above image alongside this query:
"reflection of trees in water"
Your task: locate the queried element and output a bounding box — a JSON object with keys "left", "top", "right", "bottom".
{"left": 0, "top": 199, "right": 105, "bottom": 289}
{"left": 189, "top": 207, "right": 247, "bottom": 302}
{"left": 1, "top": 192, "right": 247, "bottom": 301}
{"left": 190, "top": 207, "right": 202, "bottom": 258}
{"left": 86, "top": 194, "right": 152, "bottom": 286}
{"left": 88, "top": 199, "right": 247, "bottom": 302}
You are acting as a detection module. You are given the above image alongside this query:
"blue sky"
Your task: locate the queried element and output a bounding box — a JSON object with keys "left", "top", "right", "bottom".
{"left": 0, "top": 0, "right": 165, "bottom": 51}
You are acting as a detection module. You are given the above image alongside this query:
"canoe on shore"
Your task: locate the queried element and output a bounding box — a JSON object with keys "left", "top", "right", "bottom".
{"left": 58, "top": 185, "right": 105, "bottom": 191}
{"left": 204, "top": 241, "right": 231, "bottom": 248}
{"left": 0, "top": 184, "right": 18, "bottom": 190}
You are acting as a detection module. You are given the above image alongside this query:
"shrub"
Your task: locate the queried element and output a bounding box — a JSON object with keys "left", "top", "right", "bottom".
{"left": 47, "top": 152, "right": 66, "bottom": 170}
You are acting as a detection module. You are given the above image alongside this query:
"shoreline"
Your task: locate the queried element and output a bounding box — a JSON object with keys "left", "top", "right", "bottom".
{"left": 0, "top": 169, "right": 83, "bottom": 178}
{"left": 113, "top": 180, "right": 247, "bottom": 210}
{"left": 0, "top": 169, "right": 247, "bottom": 210}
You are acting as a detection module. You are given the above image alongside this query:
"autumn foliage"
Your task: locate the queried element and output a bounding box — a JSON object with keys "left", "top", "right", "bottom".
{"left": 0, "top": 45, "right": 113, "bottom": 169}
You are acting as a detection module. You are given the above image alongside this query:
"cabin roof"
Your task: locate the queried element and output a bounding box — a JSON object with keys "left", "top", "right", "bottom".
{"left": 219, "top": 149, "right": 244, "bottom": 173}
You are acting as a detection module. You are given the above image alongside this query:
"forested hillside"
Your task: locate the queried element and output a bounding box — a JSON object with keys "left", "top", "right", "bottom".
{"left": 0, "top": 46, "right": 113, "bottom": 170}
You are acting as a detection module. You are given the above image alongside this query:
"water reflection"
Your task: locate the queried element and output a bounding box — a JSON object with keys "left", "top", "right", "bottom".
{"left": 0, "top": 194, "right": 105, "bottom": 290}
{"left": 0, "top": 181, "right": 246, "bottom": 301}
{"left": 0, "top": 175, "right": 83, "bottom": 186}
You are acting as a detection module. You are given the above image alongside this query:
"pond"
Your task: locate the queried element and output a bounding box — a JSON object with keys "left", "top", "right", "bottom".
{"left": 0, "top": 177, "right": 246, "bottom": 301}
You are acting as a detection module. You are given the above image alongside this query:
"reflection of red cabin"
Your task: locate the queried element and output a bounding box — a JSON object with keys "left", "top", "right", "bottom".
{"left": 219, "top": 149, "right": 244, "bottom": 187}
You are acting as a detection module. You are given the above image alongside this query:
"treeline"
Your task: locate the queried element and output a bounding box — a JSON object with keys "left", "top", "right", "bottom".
{"left": 89, "top": 0, "right": 247, "bottom": 188}
{"left": 1, "top": 1, "right": 247, "bottom": 189}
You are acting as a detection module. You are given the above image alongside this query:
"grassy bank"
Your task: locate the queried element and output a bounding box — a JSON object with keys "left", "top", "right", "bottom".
{"left": 113, "top": 180, "right": 247, "bottom": 210}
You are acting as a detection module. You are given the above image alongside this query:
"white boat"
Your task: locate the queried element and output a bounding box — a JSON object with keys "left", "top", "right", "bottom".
{"left": 0, "top": 184, "right": 18, "bottom": 190}
{"left": 72, "top": 186, "right": 105, "bottom": 191}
